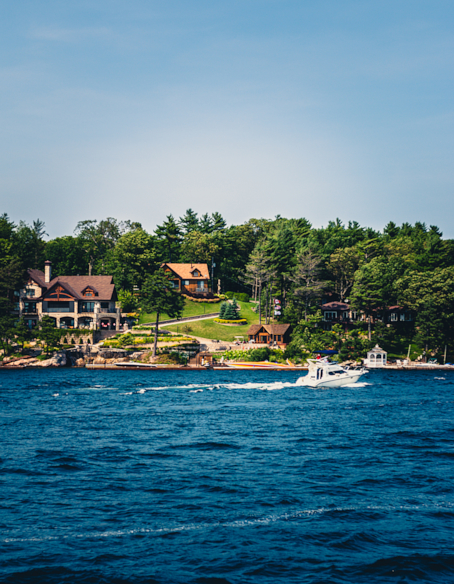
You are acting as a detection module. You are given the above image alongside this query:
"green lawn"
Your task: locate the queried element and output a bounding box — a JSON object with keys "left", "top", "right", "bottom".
{"left": 139, "top": 298, "right": 220, "bottom": 324}
{"left": 165, "top": 301, "right": 261, "bottom": 342}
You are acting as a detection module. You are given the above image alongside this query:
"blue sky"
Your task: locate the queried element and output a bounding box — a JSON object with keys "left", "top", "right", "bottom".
{"left": 1, "top": 0, "right": 454, "bottom": 237}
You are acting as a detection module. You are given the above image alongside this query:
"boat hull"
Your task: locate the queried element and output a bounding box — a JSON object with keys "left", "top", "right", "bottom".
{"left": 299, "top": 371, "right": 365, "bottom": 388}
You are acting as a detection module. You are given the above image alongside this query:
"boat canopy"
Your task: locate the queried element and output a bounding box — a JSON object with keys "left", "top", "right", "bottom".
{"left": 313, "top": 350, "right": 338, "bottom": 355}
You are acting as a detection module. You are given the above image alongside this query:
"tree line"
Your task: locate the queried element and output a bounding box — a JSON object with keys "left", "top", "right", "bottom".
{"left": 2, "top": 211, "right": 454, "bottom": 357}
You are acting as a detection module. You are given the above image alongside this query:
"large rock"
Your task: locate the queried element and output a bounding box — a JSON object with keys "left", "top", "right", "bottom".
{"left": 93, "top": 356, "right": 106, "bottom": 364}
{"left": 36, "top": 352, "right": 67, "bottom": 368}
{"left": 75, "top": 358, "right": 86, "bottom": 367}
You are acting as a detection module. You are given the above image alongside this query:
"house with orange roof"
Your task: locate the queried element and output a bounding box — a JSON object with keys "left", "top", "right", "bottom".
{"left": 162, "top": 263, "right": 213, "bottom": 298}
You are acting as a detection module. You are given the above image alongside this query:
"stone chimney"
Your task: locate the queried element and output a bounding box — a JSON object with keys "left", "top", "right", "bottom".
{"left": 44, "top": 260, "right": 52, "bottom": 283}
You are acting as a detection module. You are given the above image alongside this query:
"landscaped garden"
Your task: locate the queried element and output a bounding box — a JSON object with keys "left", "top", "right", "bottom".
{"left": 165, "top": 300, "right": 260, "bottom": 342}
{"left": 138, "top": 298, "right": 220, "bottom": 324}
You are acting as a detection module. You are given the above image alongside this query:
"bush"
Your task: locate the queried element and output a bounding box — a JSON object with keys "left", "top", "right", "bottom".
{"left": 224, "top": 291, "right": 250, "bottom": 302}
{"left": 221, "top": 347, "right": 285, "bottom": 362}
{"left": 214, "top": 318, "right": 247, "bottom": 325}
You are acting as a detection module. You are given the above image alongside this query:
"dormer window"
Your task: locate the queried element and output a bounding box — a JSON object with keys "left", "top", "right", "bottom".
{"left": 192, "top": 269, "right": 200, "bottom": 277}
{"left": 82, "top": 286, "right": 97, "bottom": 297}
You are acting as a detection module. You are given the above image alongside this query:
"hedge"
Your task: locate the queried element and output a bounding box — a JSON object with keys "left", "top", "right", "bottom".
{"left": 224, "top": 292, "right": 250, "bottom": 302}
{"left": 214, "top": 318, "right": 247, "bottom": 325}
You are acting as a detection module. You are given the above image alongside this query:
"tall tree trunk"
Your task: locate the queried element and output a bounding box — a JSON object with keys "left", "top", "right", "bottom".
{"left": 88, "top": 262, "right": 93, "bottom": 276}
{"left": 265, "top": 286, "right": 268, "bottom": 324}
{"left": 153, "top": 311, "right": 160, "bottom": 357}
{"left": 258, "top": 285, "right": 262, "bottom": 325}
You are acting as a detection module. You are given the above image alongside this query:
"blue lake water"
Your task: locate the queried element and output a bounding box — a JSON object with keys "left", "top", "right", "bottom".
{"left": 1, "top": 369, "right": 454, "bottom": 584}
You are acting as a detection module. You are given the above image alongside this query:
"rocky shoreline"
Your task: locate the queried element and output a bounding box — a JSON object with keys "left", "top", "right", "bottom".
{"left": 0, "top": 346, "right": 141, "bottom": 369}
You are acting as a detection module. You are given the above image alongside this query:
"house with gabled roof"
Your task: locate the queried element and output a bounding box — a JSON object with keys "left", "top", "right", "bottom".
{"left": 20, "top": 260, "right": 120, "bottom": 331}
{"left": 247, "top": 324, "right": 292, "bottom": 348}
{"left": 162, "top": 263, "right": 212, "bottom": 298}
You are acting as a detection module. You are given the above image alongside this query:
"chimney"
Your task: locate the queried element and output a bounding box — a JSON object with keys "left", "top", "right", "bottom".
{"left": 44, "top": 260, "right": 52, "bottom": 283}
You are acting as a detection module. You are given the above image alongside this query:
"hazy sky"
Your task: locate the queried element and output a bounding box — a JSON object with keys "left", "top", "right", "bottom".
{"left": 2, "top": 1, "right": 454, "bottom": 238}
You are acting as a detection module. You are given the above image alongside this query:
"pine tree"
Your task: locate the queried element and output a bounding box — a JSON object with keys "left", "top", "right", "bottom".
{"left": 219, "top": 302, "right": 227, "bottom": 319}
{"left": 179, "top": 209, "right": 199, "bottom": 234}
{"left": 154, "top": 215, "right": 182, "bottom": 262}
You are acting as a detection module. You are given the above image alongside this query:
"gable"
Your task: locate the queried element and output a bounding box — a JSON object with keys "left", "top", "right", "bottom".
{"left": 44, "top": 283, "right": 75, "bottom": 301}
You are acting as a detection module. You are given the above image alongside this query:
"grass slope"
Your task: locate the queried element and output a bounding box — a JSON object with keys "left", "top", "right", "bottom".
{"left": 166, "top": 301, "right": 261, "bottom": 342}
{"left": 139, "top": 298, "right": 219, "bottom": 324}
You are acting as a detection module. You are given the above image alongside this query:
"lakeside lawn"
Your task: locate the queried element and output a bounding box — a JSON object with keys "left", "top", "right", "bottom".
{"left": 165, "top": 301, "right": 261, "bottom": 342}
{"left": 139, "top": 298, "right": 220, "bottom": 324}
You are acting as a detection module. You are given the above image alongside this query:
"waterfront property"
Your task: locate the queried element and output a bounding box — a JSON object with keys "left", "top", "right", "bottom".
{"left": 19, "top": 261, "right": 121, "bottom": 330}
{"left": 162, "top": 263, "right": 213, "bottom": 298}
{"left": 247, "top": 324, "right": 292, "bottom": 348}
{"left": 321, "top": 301, "right": 414, "bottom": 331}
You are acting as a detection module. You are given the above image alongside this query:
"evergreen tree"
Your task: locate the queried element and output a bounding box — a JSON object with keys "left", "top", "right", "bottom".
{"left": 199, "top": 213, "right": 214, "bottom": 234}
{"left": 211, "top": 212, "right": 227, "bottom": 232}
{"left": 37, "top": 316, "right": 61, "bottom": 355}
{"left": 154, "top": 215, "right": 183, "bottom": 262}
{"left": 219, "top": 302, "right": 227, "bottom": 319}
{"left": 179, "top": 209, "right": 199, "bottom": 234}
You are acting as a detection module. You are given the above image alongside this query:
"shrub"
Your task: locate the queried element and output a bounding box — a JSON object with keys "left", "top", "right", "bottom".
{"left": 224, "top": 291, "right": 250, "bottom": 302}
{"left": 214, "top": 318, "right": 247, "bottom": 325}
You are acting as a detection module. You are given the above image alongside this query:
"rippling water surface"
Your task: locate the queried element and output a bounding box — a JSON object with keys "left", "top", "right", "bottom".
{"left": 1, "top": 369, "right": 454, "bottom": 583}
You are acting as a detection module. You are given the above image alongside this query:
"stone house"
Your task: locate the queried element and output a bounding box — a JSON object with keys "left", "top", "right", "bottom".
{"left": 19, "top": 260, "right": 121, "bottom": 331}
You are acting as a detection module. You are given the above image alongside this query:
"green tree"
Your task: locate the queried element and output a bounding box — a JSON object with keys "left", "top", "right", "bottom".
{"left": 0, "top": 298, "right": 16, "bottom": 356}
{"left": 180, "top": 231, "right": 219, "bottom": 264}
{"left": 155, "top": 215, "right": 182, "bottom": 262}
{"left": 14, "top": 318, "right": 33, "bottom": 352}
{"left": 140, "top": 271, "right": 185, "bottom": 357}
{"left": 179, "top": 209, "right": 199, "bottom": 234}
{"left": 37, "top": 316, "right": 61, "bottom": 356}
{"left": 107, "top": 228, "right": 157, "bottom": 291}
{"left": 291, "top": 249, "right": 326, "bottom": 319}
{"left": 45, "top": 236, "right": 89, "bottom": 276}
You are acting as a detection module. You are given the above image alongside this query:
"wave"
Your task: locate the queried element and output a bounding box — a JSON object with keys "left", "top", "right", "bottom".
{"left": 5, "top": 502, "right": 454, "bottom": 544}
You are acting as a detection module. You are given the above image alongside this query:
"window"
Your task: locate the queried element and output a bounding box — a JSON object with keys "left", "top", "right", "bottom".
{"left": 324, "top": 311, "right": 336, "bottom": 321}
{"left": 400, "top": 314, "right": 405, "bottom": 321}
{"left": 81, "top": 302, "right": 95, "bottom": 313}
{"left": 183, "top": 280, "right": 189, "bottom": 285}
{"left": 197, "top": 281, "right": 205, "bottom": 290}
{"left": 101, "top": 302, "right": 109, "bottom": 309}
{"left": 277, "top": 335, "right": 281, "bottom": 341}
{"left": 25, "top": 289, "right": 35, "bottom": 297}
{"left": 390, "top": 313, "right": 397, "bottom": 322}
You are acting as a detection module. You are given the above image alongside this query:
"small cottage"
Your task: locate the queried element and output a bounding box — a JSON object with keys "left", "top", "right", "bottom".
{"left": 162, "top": 263, "right": 211, "bottom": 297}
{"left": 247, "top": 324, "right": 292, "bottom": 348}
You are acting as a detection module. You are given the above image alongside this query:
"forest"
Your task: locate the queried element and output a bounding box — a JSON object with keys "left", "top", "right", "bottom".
{"left": 1, "top": 210, "right": 454, "bottom": 361}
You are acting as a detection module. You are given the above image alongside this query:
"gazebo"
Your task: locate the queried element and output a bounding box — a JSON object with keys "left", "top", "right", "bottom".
{"left": 364, "top": 344, "right": 387, "bottom": 368}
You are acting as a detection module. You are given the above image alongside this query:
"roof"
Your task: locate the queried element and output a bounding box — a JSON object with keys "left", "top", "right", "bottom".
{"left": 162, "top": 263, "right": 210, "bottom": 280}
{"left": 49, "top": 276, "right": 116, "bottom": 300}
{"left": 248, "top": 324, "right": 292, "bottom": 335}
{"left": 28, "top": 269, "right": 47, "bottom": 288}
{"left": 368, "top": 344, "right": 386, "bottom": 354}
{"left": 321, "top": 302, "right": 350, "bottom": 311}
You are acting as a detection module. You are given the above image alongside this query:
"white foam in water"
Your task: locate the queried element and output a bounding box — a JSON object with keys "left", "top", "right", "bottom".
{"left": 343, "top": 382, "right": 372, "bottom": 388}
{"left": 137, "top": 389, "right": 146, "bottom": 393}
{"left": 4, "top": 501, "right": 453, "bottom": 544}
{"left": 52, "top": 393, "right": 59, "bottom": 397}
{"left": 190, "top": 389, "right": 203, "bottom": 393}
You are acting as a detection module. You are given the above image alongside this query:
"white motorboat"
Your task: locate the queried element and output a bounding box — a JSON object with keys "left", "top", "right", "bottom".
{"left": 297, "top": 359, "right": 367, "bottom": 388}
